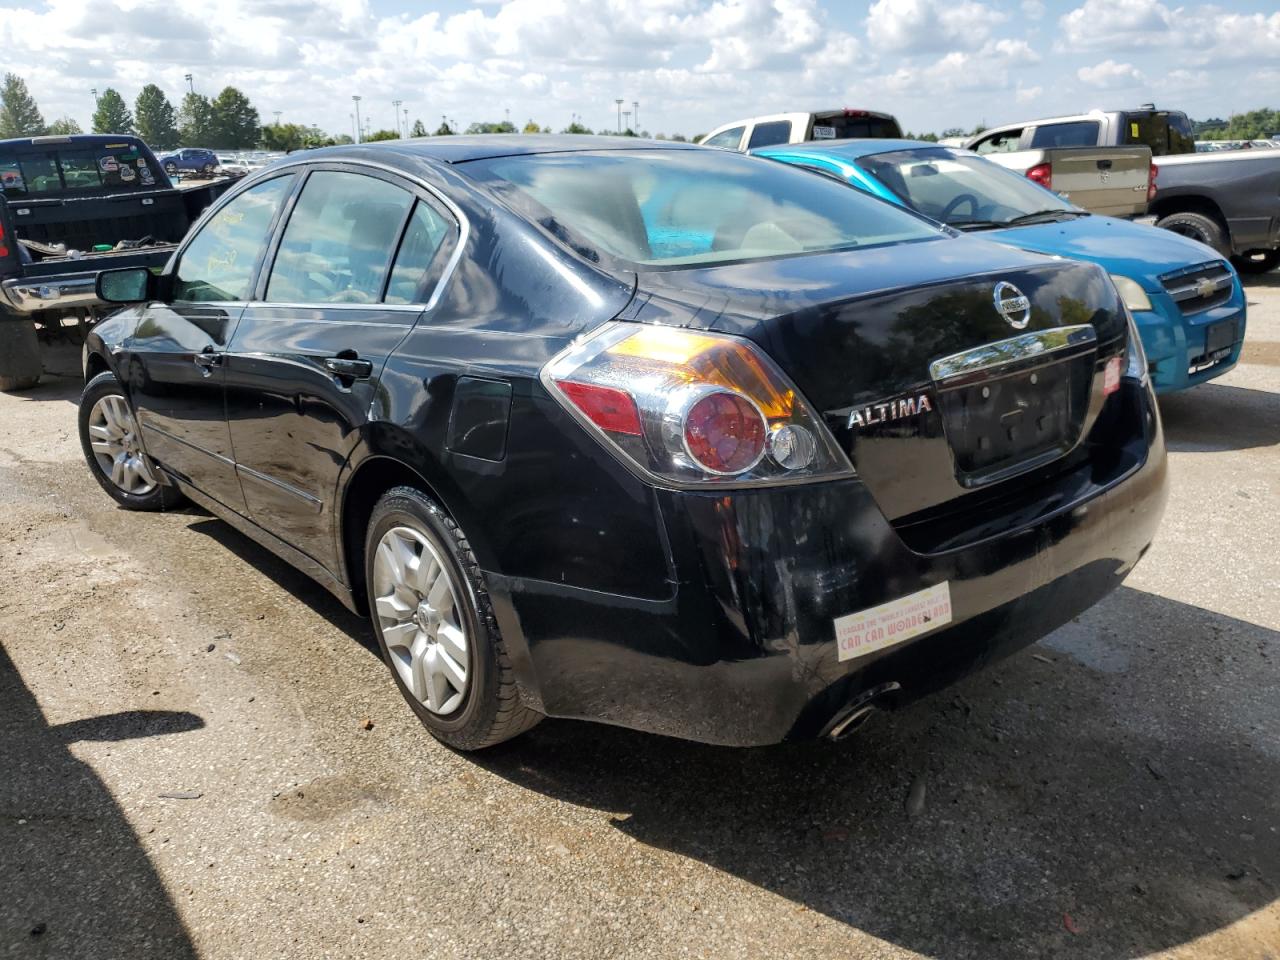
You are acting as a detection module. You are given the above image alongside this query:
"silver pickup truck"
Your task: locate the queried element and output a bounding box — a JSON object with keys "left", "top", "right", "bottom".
{"left": 966, "top": 105, "right": 1280, "bottom": 273}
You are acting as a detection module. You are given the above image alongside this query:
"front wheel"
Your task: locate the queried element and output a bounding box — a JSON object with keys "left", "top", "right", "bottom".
{"left": 164, "top": 161, "right": 178, "bottom": 176}
{"left": 78, "top": 372, "right": 184, "bottom": 511}
{"left": 1155, "top": 211, "right": 1229, "bottom": 255}
{"left": 364, "top": 486, "right": 541, "bottom": 750}
{"left": 1232, "top": 249, "right": 1280, "bottom": 275}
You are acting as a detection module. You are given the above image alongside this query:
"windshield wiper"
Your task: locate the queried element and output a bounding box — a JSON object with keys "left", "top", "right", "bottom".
{"left": 1001, "top": 209, "right": 1089, "bottom": 226}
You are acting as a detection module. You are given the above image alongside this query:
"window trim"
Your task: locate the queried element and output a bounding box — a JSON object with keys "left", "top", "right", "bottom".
{"left": 382, "top": 196, "right": 461, "bottom": 307}
{"left": 703, "top": 126, "right": 746, "bottom": 150}
{"left": 247, "top": 159, "right": 465, "bottom": 311}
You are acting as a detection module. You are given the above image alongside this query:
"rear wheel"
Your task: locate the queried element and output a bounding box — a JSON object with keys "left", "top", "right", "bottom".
{"left": 1232, "top": 249, "right": 1280, "bottom": 274}
{"left": 1156, "top": 211, "right": 1229, "bottom": 256}
{"left": 164, "top": 161, "right": 178, "bottom": 176}
{"left": 365, "top": 486, "right": 540, "bottom": 750}
{"left": 78, "top": 372, "right": 183, "bottom": 510}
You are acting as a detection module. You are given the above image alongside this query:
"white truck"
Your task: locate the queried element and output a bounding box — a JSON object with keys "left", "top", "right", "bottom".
{"left": 699, "top": 109, "right": 903, "bottom": 152}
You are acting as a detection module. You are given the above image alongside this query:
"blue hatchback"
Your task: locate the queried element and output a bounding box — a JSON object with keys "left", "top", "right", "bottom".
{"left": 753, "top": 140, "right": 1247, "bottom": 393}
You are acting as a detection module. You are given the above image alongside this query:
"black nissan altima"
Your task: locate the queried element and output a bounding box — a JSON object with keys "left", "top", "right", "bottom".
{"left": 79, "top": 136, "right": 1167, "bottom": 749}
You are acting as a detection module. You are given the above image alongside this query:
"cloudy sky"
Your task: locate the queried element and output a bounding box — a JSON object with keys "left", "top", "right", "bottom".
{"left": 3, "top": 0, "right": 1277, "bottom": 139}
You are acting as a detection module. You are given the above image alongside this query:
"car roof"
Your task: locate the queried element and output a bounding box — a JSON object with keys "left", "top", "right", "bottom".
{"left": 0, "top": 133, "right": 147, "bottom": 151}
{"left": 752, "top": 138, "right": 942, "bottom": 160}
{"left": 300, "top": 134, "right": 702, "bottom": 166}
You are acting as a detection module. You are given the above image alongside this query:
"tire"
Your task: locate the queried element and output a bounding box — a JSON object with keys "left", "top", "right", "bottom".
{"left": 1232, "top": 249, "right": 1280, "bottom": 275}
{"left": 78, "top": 372, "right": 184, "bottom": 511}
{"left": 364, "top": 486, "right": 541, "bottom": 750}
{"left": 1156, "top": 211, "right": 1229, "bottom": 256}
{"left": 201, "top": 164, "right": 214, "bottom": 177}
{"left": 0, "top": 316, "right": 42, "bottom": 391}
{"left": 164, "top": 162, "right": 177, "bottom": 176}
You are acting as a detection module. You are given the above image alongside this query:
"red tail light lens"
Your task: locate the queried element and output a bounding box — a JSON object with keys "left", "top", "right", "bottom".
{"left": 683, "top": 391, "right": 767, "bottom": 474}
{"left": 1025, "top": 162, "right": 1052, "bottom": 191}
{"left": 542, "top": 323, "right": 854, "bottom": 486}
{"left": 555, "top": 380, "right": 642, "bottom": 436}
{"left": 1147, "top": 162, "right": 1159, "bottom": 203}
{"left": 1103, "top": 355, "right": 1122, "bottom": 396}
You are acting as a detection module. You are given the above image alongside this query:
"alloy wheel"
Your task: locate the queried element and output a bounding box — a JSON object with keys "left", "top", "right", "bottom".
{"left": 87, "top": 394, "right": 157, "bottom": 496}
{"left": 372, "top": 526, "right": 470, "bottom": 715}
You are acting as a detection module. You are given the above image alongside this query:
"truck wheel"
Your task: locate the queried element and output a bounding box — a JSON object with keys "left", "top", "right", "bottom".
{"left": 1156, "top": 211, "right": 1229, "bottom": 256}
{"left": 0, "top": 316, "right": 42, "bottom": 392}
{"left": 165, "top": 161, "right": 178, "bottom": 175}
{"left": 365, "top": 486, "right": 542, "bottom": 751}
{"left": 1232, "top": 250, "right": 1280, "bottom": 275}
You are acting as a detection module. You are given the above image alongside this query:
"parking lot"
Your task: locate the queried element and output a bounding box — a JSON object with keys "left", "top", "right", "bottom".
{"left": 0, "top": 274, "right": 1276, "bottom": 959}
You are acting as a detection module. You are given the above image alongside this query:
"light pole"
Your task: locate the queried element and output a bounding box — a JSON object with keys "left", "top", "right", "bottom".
{"left": 392, "top": 99, "right": 402, "bottom": 136}
{"left": 184, "top": 74, "right": 194, "bottom": 95}
{"left": 633, "top": 101, "right": 639, "bottom": 135}
{"left": 352, "top": 95, "right": 362, "bottom": 144}
{"left": 90, "top": 88, "right": 98, "bottom": 105}
{"left": 403, "top": 107, "right": 409, "bottom": 135}
{"left": 623, "top": 110, "right": 632, "bottom": 133}
{"left": 273, "top": 111, "right": 282, "bottom": 126}
{"left": 615, "top": 98, "right": 624, "bottom": 133}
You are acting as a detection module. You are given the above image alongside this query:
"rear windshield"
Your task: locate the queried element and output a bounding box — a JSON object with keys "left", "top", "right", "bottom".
{"left": 467, "top": 148, "right": 943, "bottom": 270}
{"left": 1120, "top": 112, "right": 1195, "bottom": 156}
{"left": 0, "top": 141, "right": 159, "bottom": 198}
{"left": 1029, "top": 121, "right": 1100, "bottom": 148}
{"left": 811, "top": 114, "right": 904, "bottom": 141}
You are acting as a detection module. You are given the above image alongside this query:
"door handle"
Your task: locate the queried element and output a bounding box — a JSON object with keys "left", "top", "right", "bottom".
{"left": 1096, "top": 159, "right": 1113, "bottom": 170}
{"left": 324, "top": 356, "right": 374, "bottom": 380}
{"left": 193, "top": 349, "right": 223, "bottom": 372}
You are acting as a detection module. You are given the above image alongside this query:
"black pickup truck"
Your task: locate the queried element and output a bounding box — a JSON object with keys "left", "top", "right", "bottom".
{"left": 0, "top": 134, "right": 234, "bottom": 389}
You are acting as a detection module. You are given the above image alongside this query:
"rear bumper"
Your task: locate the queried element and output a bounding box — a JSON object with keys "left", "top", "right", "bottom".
{"left": 1134, "top": 287, "right": 1247, "bottom": 394}
{"left": 487, "top": 381, "right": 1168, "bottom": 745}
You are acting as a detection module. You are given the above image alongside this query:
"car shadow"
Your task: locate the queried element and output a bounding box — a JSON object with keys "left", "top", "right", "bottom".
{"left": 1159, "top": 381, "right": 1280, "bottom": 452}
{"left": 183, "top": 516, "right": 378, "bottom": 657}
{"left": 1240, "top": 269, "right": 1279, "bottom": 294}
{"left": 0, "top": 644, "right": 202, "bottom": 958}
{"left": 471, "top": 586, "right": 1279, "bottom": 959}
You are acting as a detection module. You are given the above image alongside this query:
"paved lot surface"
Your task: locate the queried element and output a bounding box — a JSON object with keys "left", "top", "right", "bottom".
{"left": 2, "top": 275, "right": 1278, "bottom": 960}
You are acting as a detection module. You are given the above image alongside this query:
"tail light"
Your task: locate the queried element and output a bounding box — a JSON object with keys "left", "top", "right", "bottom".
{"left": 1147, "top": 162, "right": 1159, "bottom": 203}
{"left": 1025, "top": 162, "right": 1052, "bottom": 191}
{"left": 1123, "top": 306, "right": 1149, "bottom": 385}
{"left": 0, "top": 221, "right": 8, "bottom": 260}
{"left": 843, "top": 109, "right": 869, "bottom": 118}
{"left": 542, "top": 322, "right": 854, "bottom": 487}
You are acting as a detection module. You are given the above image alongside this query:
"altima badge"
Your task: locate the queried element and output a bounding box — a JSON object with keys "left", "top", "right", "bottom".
{"left": 847, "top": 392, "right": 933, "bottom": 430}
{"left": 994, "top": 281, "right": 1031, "bottom": 329}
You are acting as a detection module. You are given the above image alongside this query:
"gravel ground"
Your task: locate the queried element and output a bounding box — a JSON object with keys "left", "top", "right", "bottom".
{"left": 1, "top": 274, "right": 1278, "bottom": 960}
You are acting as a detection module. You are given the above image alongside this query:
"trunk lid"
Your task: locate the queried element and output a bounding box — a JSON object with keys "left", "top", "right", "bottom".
{"left": 622, "top": 236, "right": 1129, "bottom": 525}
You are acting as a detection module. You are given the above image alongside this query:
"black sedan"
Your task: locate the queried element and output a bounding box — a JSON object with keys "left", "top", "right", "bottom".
{"left": 79, "top": 136, "right": 1168, "bottom": 749}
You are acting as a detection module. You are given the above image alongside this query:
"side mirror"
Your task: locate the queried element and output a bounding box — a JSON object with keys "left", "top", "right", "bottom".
{"left": 97, "top": 267, "right": 152, "bottom": 304}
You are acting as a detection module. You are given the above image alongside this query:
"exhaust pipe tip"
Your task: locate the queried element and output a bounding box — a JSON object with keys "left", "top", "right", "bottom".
{"left": 823, "top": 681, "right": 902, "bottom": 742}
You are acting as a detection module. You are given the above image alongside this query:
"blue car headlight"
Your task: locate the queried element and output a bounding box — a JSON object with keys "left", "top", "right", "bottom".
{"left": 1110, "top": 274, "right": 1153, "bottom": 313}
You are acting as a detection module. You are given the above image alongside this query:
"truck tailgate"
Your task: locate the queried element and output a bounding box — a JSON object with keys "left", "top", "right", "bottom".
{"left": 1048, "top": 146, "right": 1151, "bottom": 218}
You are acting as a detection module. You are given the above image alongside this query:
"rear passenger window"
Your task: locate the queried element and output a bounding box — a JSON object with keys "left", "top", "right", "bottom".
{"left": 747, "top": 121, "right": 793, "bottom": 149}
{"left": 385, "top": 201, "right": 454, "bottom": 304}
{"left": 1029, "top": 122, "right": 1099, "bottom": 148}
{"left": 58, "top": 151, "right": 104, "bottom": 191}
{"left": 703, "top": 127, "right": 745, "bottom": 150}
{"left": 266, "top": 171, "right": 414, "bottom": 304}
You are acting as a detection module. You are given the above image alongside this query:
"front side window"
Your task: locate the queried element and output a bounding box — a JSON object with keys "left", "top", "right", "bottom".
{"left": 747, "top": 121, "right": 793, "bottom": 150}
{"left": 385, "top": 200, "right": 455, "bottom": 304}
{"left": 703, "top": 127, "right": 745, "bottom": 150}
{"left": 1029, "top": 121, "right": 1100, "bottom": 148}
{"left": 173, "top": 174, "right": 296, "bottom": 302}
{"left": 469, "top": 148, "right": 943, "bottom": 270}
{"left": 973, "top": 129, "right": 1023, "bottom": 154}
{"left": 266, "top": 171, "right": 415, "bottom": 304}
{"left": 857, "top": 147, "right": 1073, "bottom": 227}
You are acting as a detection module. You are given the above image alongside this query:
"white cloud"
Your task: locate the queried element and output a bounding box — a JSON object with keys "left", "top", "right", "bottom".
{"left": 1020, "top": 0, "right": 1045, "bottom": 19}
{"left": 865, "top": 0, "right": 1006, "bottom": 53}
{"left": 1015, "top": 83, "right": 1043, "bottom": 103}
{"left": 1076, "top": 59, "right": 1143, "bottom": 88}
{"left": 1058, "top": 0, "right": 1171, "bottom": 50}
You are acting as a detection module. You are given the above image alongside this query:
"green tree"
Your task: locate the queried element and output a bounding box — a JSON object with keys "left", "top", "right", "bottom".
{"left": 365, "top": 128, "right": 400, "bottom": 142}
{"left": 47, "top": 116, "right": 82, "bottom": 135}
{"left": 522, "top": 119, "right": 547, "bottom": 134}
{"left": 1215, "top": 108, "right": 1280, "bottom": 140}
{"left": 92, "top": 88, "right": 134, "bottom": 135}
{"left": 670, "top": 134, "right": 688, "bottom": 142}
{"left": 177, "top": 92, "right": 215, "bottom": 146}
{"left": 560, "top": 121, "right": 591, "bottom": 134}
{"left": 434, "top": 120, "right": 454, "bottom": 136}
{"left": 0, "top": 73, "right": 45, "bottom": 137}
{"left": 134, "top": 84, "right": 179, "bottom": 149}
{"left": 209, "top": 86, "right": 260, "bottom": 148}
{"left": 410, "top": 118, "right": 427, "bottom": 137}
{"left": 465, "top": 120, "right": 516, "bottom": 134}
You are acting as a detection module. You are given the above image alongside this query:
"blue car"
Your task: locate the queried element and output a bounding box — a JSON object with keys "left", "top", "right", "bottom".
{"left": 156, "top": 147, "right": 219, "bottom": 178}
{"left": 754, "top": 140, "right": 1247, "bottom": 393}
